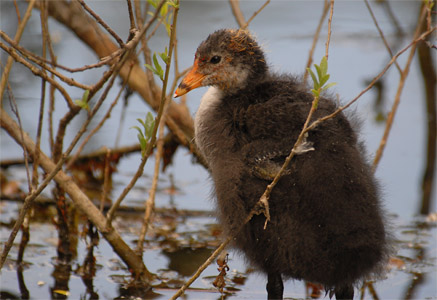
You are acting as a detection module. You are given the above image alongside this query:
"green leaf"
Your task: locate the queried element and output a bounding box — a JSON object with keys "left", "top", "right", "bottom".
{"left": 131, "top": 125, "right": 145, "bottom": 139}
{"left": 319, "top": 74, "right": 330, "bottom": 87}
{"left": 307, "top": 68, "right": 318, "bottom": 87}
{"left": 152, "top": 53, "right": 164, "bottom": 80}
{"left": 74, "top": 89, "right": 91, "bottom": 110}
{"left": 144, "top": 112, "right": 155, "bottom": 140}
{"left": 160, "top": 2, "right": 168, "bottom": 16}
{"left": 165, "top": 22, "right": 171, "bottom": 37}
{"left": 168, "top": 0, "right": 179, "bottom": 8}
{"left": 322, "top": 82, "right": 337, "bottom": 91}
{"left": 147, "top": 0, "right": 158, "bottom": 8}
{"left": 138, "top": 134, "right": 146, "bottom": 151}
{"left": 145, "top": 63, "right": 157, "bottom": 75}
{"left": 314, "top": 64, "right": 322, "bottom": 79}
{"left": 310, "top": 88, "right": 319, "bottom": 97}
{"left": 320, "top": 56, "right": 328, "bottom": 76}
{"left": 82, "top": 90, "right": 90, "bottom": 102}
{"left": 74, "top": 99, "right": 89, "bottom": 110}
{"left": 159, "top": 51, "right": 169, "bottom": 65}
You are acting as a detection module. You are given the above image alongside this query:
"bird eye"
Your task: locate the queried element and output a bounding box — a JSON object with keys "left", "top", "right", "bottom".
{"left": 210, "top": 56, "right": 221, "bottom": 64}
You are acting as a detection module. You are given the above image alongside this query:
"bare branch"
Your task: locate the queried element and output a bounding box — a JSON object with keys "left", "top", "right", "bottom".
{"left": 307, "top": 26, "right": 436, "bottom": 135}
{"left": 325, "top": 0, "right": 335, "bottom": 58}
{"left": 77, "top": 0, "right": 125, "bottom": 48}
{"left": 244, "top": 0, "right": 270, "bottom": 29}
{"left": 0, "top": 109, "right": 153, "bottom": 281}
{"left": 372, "top": 5, "right": 429, "bottom": 171}
{"left": 303, "top": 0, "right": 329, "bottom": 84}
{"left": 364, "top": 0, "right": 402, "bottom": 74}
{"left": 106, "top": 2, "right": 180, "bottom": 225}
{"left": 228, "top": 0, "right": 246, "bottom": 28}
{"left": 0, "top": 32, "right": 93, "bottom": 90}
{"left": 0, "top": 0, "right": 35, "bottom": 106}
{"left": 0, "top": 41, "right": 76, "bottom": 109}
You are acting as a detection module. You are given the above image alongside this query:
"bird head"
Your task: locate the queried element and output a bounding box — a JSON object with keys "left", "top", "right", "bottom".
{"left": 174, "top": 29, "right": 267, "bottom": 97}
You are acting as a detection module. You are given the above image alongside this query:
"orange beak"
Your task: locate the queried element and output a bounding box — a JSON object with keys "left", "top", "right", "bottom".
{"left": 174, "top": 59, "right": 206, "bottom": 98}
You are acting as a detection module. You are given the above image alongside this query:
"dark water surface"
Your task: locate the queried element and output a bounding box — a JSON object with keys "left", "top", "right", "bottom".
{"left": 1, "top": 1, "right": 436, "bottom": 299}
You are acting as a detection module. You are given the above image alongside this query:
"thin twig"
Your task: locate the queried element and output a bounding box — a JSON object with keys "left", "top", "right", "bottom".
{"left": 170, "top": 189, "right": 278, "bottom": 299}
{"left": 0, "top": 41, "right": 76, "bottom": 109}
{"left": 243, "top": 0, "right": 271, "bottom": 29}
{"left": 261, "top": 0, "right": 336, "bottom": 228}
{"left": 372, "top": 5, "right": 428, "bottom": 172}
{"left": 228, "top": 0, "right": 246, "bottom": 28}
{"left": 0, "top": 110, "right": 153, "bottom": 280}
{"left": 0, "top": 149, "right": 69, "bottom": 269}
{"left": 106, "top": 154, "right": 148, "bottom": 225}
{"left": 66, "top": 63, "right": 135, "bottom": 169}
{"left": 364, "top": 0, "right": 402, "bottom": 74}
{"left": 0, "top": 32, "right": 93, "bottom": 90}
{"left": 306, "top": 26, "right": 436, "bottom": 134}
{"left": 169, "top": 236, "right": 232, "bottom": 300}
{"left": 106, "top": 1, "right": 179, "bottom": 226}
{"left": 100, "top": 148, "right": 111, "bottom": 212}
{"left": 0, "top": 0, "right": 35, "bottom": 106}
{"left": 126, "top": 0, "right": 136, "bottom": 36}
{"left": 325, "top": 0, "right": 334, "bottom": 59}
{"left": 0, "top": 29, "right": 122, "bottom": 72}
{"left": 48, "top": 71, "right": 56, "bottom": 152}
{"left": 52, "top": 30, "right": 139, "bottom": 163}
{"left": 6, "top": 83, "right": 32, "bottom": 193}
{"left": 381, "top": 0, "right": 405, "bottom": 37}
{"left": 77, "top": 0, "right": 125, "bottom": 48}
{"left": 303, "top": 0, "right": 329, "bottom": 84}
{"left": 133, "top": 0, "right": 158, "bottom": 101}
{"left": 32, "top": 1, "right": 51, "bottom": 189}
{"left": 258, "top": 90, "right": 320, "bottom": 228}
{"left": 136, "top": 110, "right": 166, "bottom": 253}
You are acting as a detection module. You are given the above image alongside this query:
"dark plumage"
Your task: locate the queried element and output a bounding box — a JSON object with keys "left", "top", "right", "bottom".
{"left": 175, "top": 29, "right": 390, "bottom": 300}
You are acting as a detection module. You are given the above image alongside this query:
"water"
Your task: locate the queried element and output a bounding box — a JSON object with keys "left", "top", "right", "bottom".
{"left": 1, "top": 1, "right": 436, "bottom": 299}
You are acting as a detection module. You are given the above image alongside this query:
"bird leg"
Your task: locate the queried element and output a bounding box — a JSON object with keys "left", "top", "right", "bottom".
{"left": 266, "top": 272, "right": 283, "bottom": 300}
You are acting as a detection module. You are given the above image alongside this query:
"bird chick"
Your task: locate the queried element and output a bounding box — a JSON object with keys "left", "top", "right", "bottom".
{"left": 175, "top": 29, "right": 391, "bottom": 300}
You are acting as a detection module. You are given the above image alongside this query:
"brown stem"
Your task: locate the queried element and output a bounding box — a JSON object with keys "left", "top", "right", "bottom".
{"left": 169, "top": 236, "right": 232, "bottom": 300}
{"left": 0, "top": 41, "right": 76, "bottom": 109}
{"left": 303, "top": 0, "right": 329, "bottom": 84}
{"left": 325, "top": 0, "right": 334, "bottom": 59}
{"left": 372, "top": 6, "right": 428, "bottom": 171}
{"left": 364, "top": 0, "right": 402, "bottom": 74}
{"left": 100, "top": 148, "right": 112, "bottom": 212}
{"left": 76, "top": 0, "right": 125, "bottom": 48}
{"left": 417, "top": 4, "right": 436, "bottom": 215}
{"left": 39, "top": 0, "right": 196, "bottom": 145}
{"left": 307, "top": 26, "right": 436, "bottom": 134}
{"left": 136, "top": 115, "right": 165, "bottom": 253}
{"left": 66, "top": 63, "right": 135, "bottom": 169}
{"left": 126, "top": 0, "right": 136, "bottom": 35}
{"left": 228, "top": 0, "right": 247, "bottom": 28}
{"left": 0, "top": 0, "right": 35, "bottom": 106}
{"left": 243, "top": 0, "right": 271, "bottom": 29}
{"left": 16, "top": 212, "right": 30, "bottom": 264}
{"left": 0, "top": 32, "right": 93, "bottom": 90}
{"left": 106, "top": 1, "right": 180, "bottom": 226}
{"left": 0, "top": 109, "right": 153, "bottom": 281}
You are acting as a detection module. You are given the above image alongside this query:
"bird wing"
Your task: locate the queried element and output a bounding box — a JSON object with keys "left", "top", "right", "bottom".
{"left": 237, "top": 97, "right": 321, "bottom": 180}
